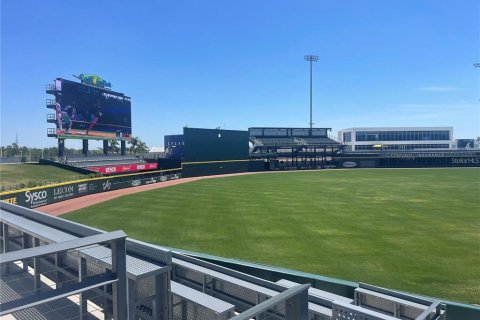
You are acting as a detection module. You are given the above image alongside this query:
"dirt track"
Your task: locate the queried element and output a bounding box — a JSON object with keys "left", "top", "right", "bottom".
{"left": 37, "top": 172, "right": 262, "bottom": 216}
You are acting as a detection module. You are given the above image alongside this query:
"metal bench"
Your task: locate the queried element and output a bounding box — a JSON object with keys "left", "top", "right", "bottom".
{"left": 355, "top": 287, "right": 433, "bottom": 320}
{"left": 171, "top": 281, "right": 235, "bottom": 320}
{"left": 173, "top": 257, "right": 334, "bottom": 319}
{"left": 332, "top": 300, "right": 399, "bottom": 320}
{"left": 277, "top": 279, "right": 353, "bottom": 304}
{"left": 173, "top": 256, "right": 278, "bottom": 311}
{"left": 277, "top": 278, "right": 356, "bottom": 320}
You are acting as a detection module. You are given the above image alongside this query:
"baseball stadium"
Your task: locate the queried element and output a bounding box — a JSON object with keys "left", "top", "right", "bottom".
{"left": 0, "top": 76, "right": 479, "bottom": 320}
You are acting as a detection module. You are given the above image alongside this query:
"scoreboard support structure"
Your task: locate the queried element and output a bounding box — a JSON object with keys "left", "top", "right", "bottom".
{"left": 103, "top": 140, "right": 109, "bottom": 156}
{"left": 82, "top": 139, "right": 89, "bottom": 156}
{"left": 121, "top": 141, "right": 126, "bottom": 156}
{"left": 58, "top": 139, "right": 65, "bottom": 158}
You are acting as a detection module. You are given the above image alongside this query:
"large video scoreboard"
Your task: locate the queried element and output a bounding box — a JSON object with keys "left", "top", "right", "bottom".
{"left": 51, "top": 78, "right": 132, "bottom": 140}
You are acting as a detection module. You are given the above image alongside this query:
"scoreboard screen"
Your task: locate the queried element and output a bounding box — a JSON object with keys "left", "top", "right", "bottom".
{"left": 53, "top": 79, "right": 131, "bottom": 140}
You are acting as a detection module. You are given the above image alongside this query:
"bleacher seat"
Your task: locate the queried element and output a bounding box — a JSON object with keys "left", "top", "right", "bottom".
{"left": 63, "top": 155, "right": 146, "bottom": 168}
{"left": 251, "top": 136, "right": 338, "bottom": 148}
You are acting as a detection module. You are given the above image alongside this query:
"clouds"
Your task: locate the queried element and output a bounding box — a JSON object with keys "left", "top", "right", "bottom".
{"left": 419, "top": 86, "right": 461, "bottom": 92}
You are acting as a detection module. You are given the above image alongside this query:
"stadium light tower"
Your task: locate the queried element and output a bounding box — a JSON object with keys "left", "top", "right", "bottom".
{"left": 304, "top": 55, "right": 319, "bottom": 129}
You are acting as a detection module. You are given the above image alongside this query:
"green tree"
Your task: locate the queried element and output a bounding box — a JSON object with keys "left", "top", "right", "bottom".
{"left": 137, "top": 141, "right": 149, "bottom": 154}
{"left": 109, "top": 140, "right": 120, "bottom": 154}
{"left": 128, "top": 137, "right": 148, "bottom": 155}
{"left": 128, "top": 137, "right": 140, "bottom": 154}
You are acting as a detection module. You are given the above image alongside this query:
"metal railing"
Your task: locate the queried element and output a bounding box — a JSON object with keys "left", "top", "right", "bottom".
{"left": 229, "top": 284, "right": 310, "bottom": 320}
{"left": 46, "top": 99, "right": 55, "bottom": 107}
{"left": 0, "top": 230, "right": 128, "bottom": 319}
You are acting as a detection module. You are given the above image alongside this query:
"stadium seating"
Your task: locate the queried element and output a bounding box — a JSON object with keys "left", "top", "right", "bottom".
{"left": 63, "top": 155, "right": 146, "bottom": 168}
{"left": 250, "top": 136, "right": 339, "bottom": 148}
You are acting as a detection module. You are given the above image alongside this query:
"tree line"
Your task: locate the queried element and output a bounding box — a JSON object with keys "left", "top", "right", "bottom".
{"left": 1, "top": 137, "right": 149, "bottom": 161}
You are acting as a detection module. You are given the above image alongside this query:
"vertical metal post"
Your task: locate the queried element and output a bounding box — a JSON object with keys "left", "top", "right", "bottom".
{"left": 152, "top": 273, "right": 169, "bottom": 320}
{"left": 3, "top": 223, "right": 9, "bottom": 253}
{"left": 0, "top": 222, "right": 3, "bottom": 253}
{"left": 304, "top": 55, "right": 318, "bottom": 129}
{"left": 22, "top": 233, "right": 29, "bottom": 272}
{"left": 181, "top": 300, "right": 187, "bottom": 320}
{"left": 78, "top": 257, "right": 88, "bottom": 319}
{"left": 111, "top": 238, "right": 127, "bottom": 320}
{"left": 121, "top": 140, "right": 126, "bottom": 156}
{"left": 82, "top": 139, "right": 89, "bottom": 156}
{"left": 34, "top": 257, "right": 41, "bottom": 292}
{"left": 285, "top": 286, "right": 309, "bottom": 320}
{"left": 55, "top": 253, "right": 62, "bottom": 287}
{"left": 103, "top": 140, "right": 109, "bottom": 156}
{"left": 354, "top": 290, "right": 360, "bottom": 306}
{"left": 309, "top": 59, "right": 313, "bottom": 129}
{"left": 202, "top": 275, "right": 207, "bottom": 293}
{"left": 3, "top": 224, "right": 10, "bottom": 274}
{"left": 128, "top": 279, "right": 136, "bottom": 319}
{"left": 58, "top": 138, "right": 65, "bottom": 158}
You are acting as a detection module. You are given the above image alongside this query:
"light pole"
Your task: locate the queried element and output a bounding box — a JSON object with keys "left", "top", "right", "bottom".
{"left": 305, "top": 55, "right": 319, "bottom": 129}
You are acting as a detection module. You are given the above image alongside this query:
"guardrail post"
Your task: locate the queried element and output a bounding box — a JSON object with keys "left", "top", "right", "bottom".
{"left": 111, "top": 237, "right": 127, "bottom": 320}
{"left": 22, "top": 232, "right": 29, "bottom": 271}
{"left": 55, "top": 252, "right": 62, "bottom": 287}
{"left": 34, "top": 256, "right": 41, "bottom": 292}
{"left": 152, "top": 273, "right": 170, "bottom": 320}
{"left": 285, "top": 285, "right": 309, "bottom": 320}
{"left": 3, "top": 223, "right": 10, "bottom": 274}
{"left": 78, "top": 257, "right": 88, "bottom": 319}
{"left": 3, "top": 223, "right": 9, "bottom": 253}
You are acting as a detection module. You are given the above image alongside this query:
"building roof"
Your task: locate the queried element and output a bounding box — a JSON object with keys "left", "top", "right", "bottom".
{"left": 149, "top": 146, "right": 164, "bottom": 153}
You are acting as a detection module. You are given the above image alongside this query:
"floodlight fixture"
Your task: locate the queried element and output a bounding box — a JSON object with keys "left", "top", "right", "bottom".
{"left": 304, "top": 55, "right": 319, "bottom": 62}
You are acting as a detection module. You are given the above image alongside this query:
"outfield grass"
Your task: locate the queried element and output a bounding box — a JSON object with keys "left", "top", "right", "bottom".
{"left": 0, "top": 164, "right": 83, "bottom": 190}
{"left": 64, "top": 168, "right": 480, "bottom": 303}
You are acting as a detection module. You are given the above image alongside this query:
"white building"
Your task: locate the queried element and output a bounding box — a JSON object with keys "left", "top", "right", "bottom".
{"left": 338, "top": 127, "right": 454, "bottom": 151}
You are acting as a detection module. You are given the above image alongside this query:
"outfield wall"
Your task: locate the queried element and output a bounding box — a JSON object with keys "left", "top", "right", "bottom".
{"left": 335, "top": 151, "right": 480, "bottom": 169}
{"left": 0, "top": 168, "right": 181, "bottom": 209}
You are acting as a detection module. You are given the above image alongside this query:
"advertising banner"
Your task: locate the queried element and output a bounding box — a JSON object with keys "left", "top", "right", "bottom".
{"left": 88, "top": 163, "right": 158, "bottom": 174}
{"left": 1, "top": 172, "right": 181, "bottom": 209}
{"left": 1, "top": 182, "right": 80, "bottom": 209}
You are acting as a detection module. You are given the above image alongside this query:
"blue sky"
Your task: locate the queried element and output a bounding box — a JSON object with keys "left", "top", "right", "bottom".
{"left": 2, "top": 0, "right": 479, "bottom": 149}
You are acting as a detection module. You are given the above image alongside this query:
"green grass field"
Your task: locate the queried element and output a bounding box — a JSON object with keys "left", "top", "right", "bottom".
{"left": 0, "top": 164, "right": 83, "bottom": 190}
{"left": 64, "top": 168, "right": 480, "bottom": 303}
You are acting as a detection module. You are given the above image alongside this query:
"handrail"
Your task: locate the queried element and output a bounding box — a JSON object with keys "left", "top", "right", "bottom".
{"left": 0, "top": 230, "right": 126, "bottom": 264}
{"left": 228, "top": 284, "right": 309, "bottom": 320}
{"left": 415, "top": 300, "right": 442, "bottom": 320}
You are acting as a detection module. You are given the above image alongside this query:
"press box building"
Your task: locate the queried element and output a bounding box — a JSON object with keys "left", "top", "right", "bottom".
{"left": 338, "top": 127, "right": 454, "bottom": 151}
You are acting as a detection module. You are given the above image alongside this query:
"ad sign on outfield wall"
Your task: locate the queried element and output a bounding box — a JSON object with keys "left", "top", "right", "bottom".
{"left": 342, "top": 161, "right": 357, "bottom": 168}
{"left": 88, "top": 163, "right": 158, "bottom": 174}
{"left": 5, "top": 182, "right": 80, "bottom": 209}
{"left": 0, "top": 173, "right": 181, "bottom": 209}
